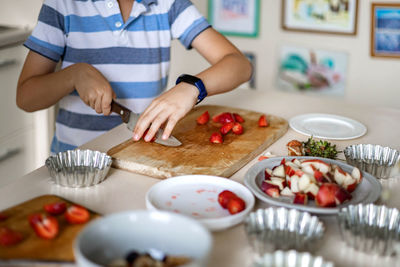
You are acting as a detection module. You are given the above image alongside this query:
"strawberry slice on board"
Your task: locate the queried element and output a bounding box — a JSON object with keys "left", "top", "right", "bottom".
{"left": 227, "top": 197, "right": 246, "bottom": 215}
{"left": 212, "top": 112, "right": 235, "bottom": 124}
{"left": 0, "top": 213, "right": 8, "bottom": 221}
{"left": 258, "top": 115, "right": 269, "bottom": 127}
{"left": 0, "top": 227, "right": 23, "bottom": 246}
{"left": 196, "top": 111, "right": 209, "bottom": 125}
{"left": 44, "top": 202, "right": 67, "bottom": 216}
{"left": 218, "top": 190, "right": 237, "bottom": 209}
{"left": 232, "top": 122, "right": 243, "bottom": 135}
{"left": 233, "top": 113, "right": 245, "bottom": 123}
{"left": 29, "top": 214, "right": 59, "bottom": 240}
{"left": 65, "top": 205, "right": 90, "bottom": 224}
{"left": 220, "top": 122, "right": 234, "bottom": 135}
{"left": 210, "top": 132, "right": 223, "bottom": 144}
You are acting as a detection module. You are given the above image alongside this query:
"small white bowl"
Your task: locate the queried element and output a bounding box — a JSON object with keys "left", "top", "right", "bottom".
{"left": 74, "top": 210, "right": 212, "bottom": 267}
{"left": 145, "top": 175, "right": 255, "bottom": 231}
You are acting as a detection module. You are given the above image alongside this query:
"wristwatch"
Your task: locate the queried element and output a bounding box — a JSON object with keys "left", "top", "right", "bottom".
{"left": 176, "top": 74, "right": 207, "bottom": 104}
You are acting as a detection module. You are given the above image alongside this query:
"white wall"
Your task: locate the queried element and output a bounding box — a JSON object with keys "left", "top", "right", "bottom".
{"left": 1, "top": 0, "right": 43, "bottom": 28}
{"left": 168, "top": 0, "right": 400, "bottom": 110}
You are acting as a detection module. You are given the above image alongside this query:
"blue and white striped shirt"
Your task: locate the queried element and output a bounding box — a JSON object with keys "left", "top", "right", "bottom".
{"left": 24, "top": 0, "right": 210, "bottom": 153}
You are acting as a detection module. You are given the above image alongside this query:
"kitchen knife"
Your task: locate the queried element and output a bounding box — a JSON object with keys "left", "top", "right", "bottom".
{"left": 111, "top": 100, "right": 182, "bottom": 147}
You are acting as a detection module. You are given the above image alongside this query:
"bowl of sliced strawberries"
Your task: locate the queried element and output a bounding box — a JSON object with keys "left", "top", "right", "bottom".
{"left": 244, "top": 156, "right": 382, "bottom": 215}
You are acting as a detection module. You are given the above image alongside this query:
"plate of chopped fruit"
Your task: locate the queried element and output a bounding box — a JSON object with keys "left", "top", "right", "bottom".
{"left": 145, "top": 175, "right": 255, "bottom": 231}
{"left": 244, "top": 156, "right": 382, "bottom": 215}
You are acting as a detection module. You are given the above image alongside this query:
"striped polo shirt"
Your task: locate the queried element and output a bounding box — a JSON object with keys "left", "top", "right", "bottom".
{"left": 24, "top": 0, "right": 210, "bottom": 153}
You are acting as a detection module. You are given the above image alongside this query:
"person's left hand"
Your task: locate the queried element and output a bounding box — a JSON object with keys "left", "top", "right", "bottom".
{"left": 132, "top": 83, "right": 199, "bottom": 142}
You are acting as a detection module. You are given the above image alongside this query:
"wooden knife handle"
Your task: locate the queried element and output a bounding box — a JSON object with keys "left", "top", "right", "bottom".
{"left": 111, "top": 100, "right": 131, "bottom": 124}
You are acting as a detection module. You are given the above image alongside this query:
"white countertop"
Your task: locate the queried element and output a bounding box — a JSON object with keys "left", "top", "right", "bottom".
{"left": 1, "top": 89, "right": 399, "bottom": 267}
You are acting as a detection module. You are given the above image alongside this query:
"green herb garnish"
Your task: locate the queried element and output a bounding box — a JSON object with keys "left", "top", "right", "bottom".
{"left": 303, "top": 137, "right": 339, "bottom": 159}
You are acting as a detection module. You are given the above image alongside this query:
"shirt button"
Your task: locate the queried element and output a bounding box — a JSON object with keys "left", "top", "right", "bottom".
{"left": 115, "top": 21, "right": 122, "bottom": 28}
{"left": 107, "top": 2, "right": 113, "bottom": 8}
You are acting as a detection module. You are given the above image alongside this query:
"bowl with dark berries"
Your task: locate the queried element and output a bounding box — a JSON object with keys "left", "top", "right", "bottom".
{"left": 244, "top": 156, "right": 382, "bottom": 215}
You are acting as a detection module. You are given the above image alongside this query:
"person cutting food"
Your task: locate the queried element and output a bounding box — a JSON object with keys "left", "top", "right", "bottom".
{"left": 16, "top": 0, "right": 252, "bottom": 153}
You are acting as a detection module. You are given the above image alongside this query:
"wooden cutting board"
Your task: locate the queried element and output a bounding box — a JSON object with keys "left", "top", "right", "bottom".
{"left": 108, "top": 105, "right": 288, "bottom": 179}
{"left": 0, "top": 195, "right": 100, "bottom": 262}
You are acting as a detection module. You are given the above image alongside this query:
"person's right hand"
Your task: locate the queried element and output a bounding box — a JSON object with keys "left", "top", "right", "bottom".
{"left": 73, "top": 63, "right": 115, "bottom": 115}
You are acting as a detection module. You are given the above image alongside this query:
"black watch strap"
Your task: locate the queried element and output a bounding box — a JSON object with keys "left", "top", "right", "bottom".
{"left": 176, "top": 74, "right": 207, "bottom": 104}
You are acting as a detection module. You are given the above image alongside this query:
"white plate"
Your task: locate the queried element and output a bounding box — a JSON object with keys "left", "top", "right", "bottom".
{"left": 244, "top": 156, "right": 382, "bottom": 215}
{"left": 145, "top": 175, "right": 255, "bottom": 231}
{"left": 289, "top": 113, "right": 367, "bottom": 140}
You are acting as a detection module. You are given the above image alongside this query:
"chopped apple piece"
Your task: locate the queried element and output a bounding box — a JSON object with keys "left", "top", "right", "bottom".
{"left": 304, "top": 183, "right": 319, "bottom": 200}
{"left": 290, "top": 175, "right": 300, "bottom": 193}
{"left": 281, "top": 187, "right": 295, "bottom": 197}
{"left": 316, "top": 183, "right": 352, "bottom": 207}
{"left": 293, "top": 193, "right": 308, "bottom": 205}
{"left": 272, "top": 165, "right": 285, "bottom": 178}
{"left": 351, "top": 167, "right": 363, "bottom": 183}
{"left": 261, "top": 181, "right": 280, "bottom": 198}
{"left": 301, "top": 159, "right": 331, "bottom": 174}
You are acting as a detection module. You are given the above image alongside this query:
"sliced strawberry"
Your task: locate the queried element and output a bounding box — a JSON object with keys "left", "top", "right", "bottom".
{"left": 44, "top": 202, "right": 67, "bottom": 216}
{"left": 65, "top": 205, "right": 90, "bottom": 224}
{"left": 233, "top": 113, "right": 244, "bottom": 123}
{"left": 213, "top": 112, "right": 235, "bottom": 124}
{"left": 29, "top": 214, "right": 59, "bottom": 240}
{"left": 210, "top": 132, "right": 223, "bottom": 144}
{"left": 218, "top": 190, "right": 237, "bottom": 209}
{"left": 142, "top": 129, "right": 156, "bottom": 142}
{"left": 227, "top": 197, "right": 246, "bottom": 215}
{"left": 196, "top": 111, "right": 209, "bottom": 125}
{"left": 0, "top": 227, "right": 23, "bottom": 246}
{"left": 220, "top": 122, "right": 234, "bottom": 135}
{"left": 258, "top": 115, "right": 268, "bottom": 127}
{"left": 0, "top": 213, "right": 8, "bottom": 221}
{"left": 232, "top": 122, "right": 243, "bottom": 135}
{"left": 315, "top": 183, "right": 351, "bottom": 207}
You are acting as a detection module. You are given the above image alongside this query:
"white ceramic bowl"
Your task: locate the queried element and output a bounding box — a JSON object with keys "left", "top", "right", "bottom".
{"left": 74, "top": 210, "right": 212, "bottom": 267}
{"left": 145, "top": 175, "right": 255, "bottom": 231}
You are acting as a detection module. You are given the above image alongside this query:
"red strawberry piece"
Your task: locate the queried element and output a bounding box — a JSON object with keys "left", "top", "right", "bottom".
{"left": 220, "top": 122, "right": 234, "bottom": 135}
{"left": 213, "top": 112, "right": 235, "bottom": 124}
{"left": 233, "top": 113, "right": 244, "bottom": 123}
{"left": 210, "top": 132, "right": 223, "bottom": 144}
{"left": 196, "top": 111, "right": 209, "bottom": 125}
{"left": 0, "top": 213, "right": 8, "bottom": 221}
{"left": 258, "top": 115, "right": 269, "bottom": 127}
{"left": 232, "top": 122, "right": 243, "bottom": 135}
{"left": 29, "top": 214, "right": 59, "bottom": 240}
{"left": 227, "top": 197, "right": 246, "bottom": 215}
{"left": 44, "top": 202, "right": 67, "bottom": 216}
{"left": 0, "top": 227, "right": 23, "bottom": 246}
{"left": 293, "top": 193, "right": 308, "bottom": 205}
{"left": 218, "top": 190, "right": 237, "bottom": 209}
{"left": 142, "top": 129, "right": 156, "bottom": 142}
{"left": 65, "top": 205, "right": 90, "bottom": 224}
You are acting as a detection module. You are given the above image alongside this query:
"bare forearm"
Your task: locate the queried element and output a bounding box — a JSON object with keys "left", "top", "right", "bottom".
{"left": 17, "top": 64, "right": 77, "bottom": 112}
{"left": 196, "top": 52, "right": 252, "bottom": 96}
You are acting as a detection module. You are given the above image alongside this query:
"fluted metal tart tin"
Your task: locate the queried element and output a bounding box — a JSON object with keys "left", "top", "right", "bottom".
{"left": 45, "top": 149, "right": 112, "bottom": 187}
{"left": 338, "top": 204, "right": 400, "bottom": 256}
{"left": 344, "top": 144, "right": 400, "bottom": 179}
{"left": 244, "top": 207, "right": 324, "bottom": 253}
{"left": 253, "top": 250, "right": 334, "bottom": 267}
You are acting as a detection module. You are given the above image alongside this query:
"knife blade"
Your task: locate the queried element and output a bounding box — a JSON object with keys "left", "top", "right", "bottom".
{"left": 111, "top": 100, "right": 182, "bottom": 147}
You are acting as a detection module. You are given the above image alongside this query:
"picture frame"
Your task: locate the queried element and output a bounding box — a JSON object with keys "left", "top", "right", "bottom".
{"left": 281, "top": 0, "right": 359, "bottom": 35}
{"left": 277, "top": 45, "right": 348, "bottom": 97}
{"left": 371, "top": 3, "right": 400, "bottom": 58}
{"left": 208, "top": 0, "right": 260, "bottom": 38}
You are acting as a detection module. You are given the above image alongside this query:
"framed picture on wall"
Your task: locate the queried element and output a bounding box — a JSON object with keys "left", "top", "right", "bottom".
{"left": 371, "top": 3, "right": 400, "bottom": 58}
{"left": 208, "top": 0, "right": 260, "bottom": 37}
{"left": 282, "top": 0, "right": 358, "bottom": 35}
{"left": 277, "top": 45, "right": 348, "bottom": 97}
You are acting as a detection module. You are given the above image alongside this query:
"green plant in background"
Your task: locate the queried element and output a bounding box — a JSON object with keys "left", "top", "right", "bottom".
{"left": 303, "top": 137, "right": 339, "bottom": 159}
